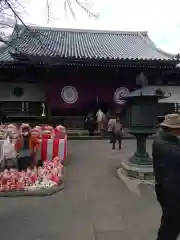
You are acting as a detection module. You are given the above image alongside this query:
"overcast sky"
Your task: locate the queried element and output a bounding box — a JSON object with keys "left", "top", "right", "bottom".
{"left": 2, "top": 0, "right": 180, "bottom": 54}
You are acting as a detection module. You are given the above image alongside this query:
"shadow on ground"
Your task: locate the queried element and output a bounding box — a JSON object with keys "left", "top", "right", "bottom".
{"left": 0, "top": 140, "right": 162, "bottom": 240}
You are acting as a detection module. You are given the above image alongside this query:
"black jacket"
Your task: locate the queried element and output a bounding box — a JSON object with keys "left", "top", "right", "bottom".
{"left": 152, "top": 130, "right": 180, "bottom": 195}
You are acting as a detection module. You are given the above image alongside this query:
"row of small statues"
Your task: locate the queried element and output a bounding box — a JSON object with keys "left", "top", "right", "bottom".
{"left": 0, "top": 124, "right": 66, "bottom": 141}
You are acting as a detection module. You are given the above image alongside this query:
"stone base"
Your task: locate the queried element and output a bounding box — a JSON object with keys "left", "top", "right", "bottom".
{"left": 0, "top": 184, "right": 64, "bottom": 197}
{"left": 0, "top": 168, "right": 65, "bottom": 198}
{"left": 120, "top": 160, "right": 154, "bottom": 180}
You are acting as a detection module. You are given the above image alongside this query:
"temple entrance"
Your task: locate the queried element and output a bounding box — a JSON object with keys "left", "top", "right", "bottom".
{"left": 51, "top": 97, "right": 110, "bottom": 117}
{"left": 49, "top": 96, "right": 111, "bottom": 129}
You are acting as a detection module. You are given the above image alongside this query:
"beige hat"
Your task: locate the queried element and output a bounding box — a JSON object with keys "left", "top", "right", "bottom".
{"left": 160, "top": 113, "right": 180, "bottom": 128}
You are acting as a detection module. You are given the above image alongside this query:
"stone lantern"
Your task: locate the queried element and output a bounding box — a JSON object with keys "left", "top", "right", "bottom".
{"left": 120, "top": 88, "right": 170, "bottom": 180}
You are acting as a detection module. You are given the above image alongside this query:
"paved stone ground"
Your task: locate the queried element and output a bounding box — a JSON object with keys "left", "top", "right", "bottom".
{"left": 0, "top": 140, "right": 168, "bottom": 240}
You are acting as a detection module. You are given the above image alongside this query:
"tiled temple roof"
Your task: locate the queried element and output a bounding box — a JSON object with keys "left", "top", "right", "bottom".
{"left": 0, "top": 25, "right": 177, "bottom": 63}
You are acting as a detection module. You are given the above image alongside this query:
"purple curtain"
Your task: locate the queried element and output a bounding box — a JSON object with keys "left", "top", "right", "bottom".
{"left": 47, "top": 79, "right": 131, "bottom": 109}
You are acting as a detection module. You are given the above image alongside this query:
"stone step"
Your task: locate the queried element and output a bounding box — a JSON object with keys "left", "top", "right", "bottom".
{"left": 68, "top": 135, "right": 108, "bottom": 140}
{"left": 67, "top": 129, "right": 157, "bottom": 139}
{"left": 67, "top": 130, "right": 101, "bottom": 136}
{"left": 67, "top": 133, "right": 157, "bottom": 140}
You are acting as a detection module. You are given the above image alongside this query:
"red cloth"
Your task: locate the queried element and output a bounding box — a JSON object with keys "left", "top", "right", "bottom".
{"left": 38, "top": 139, "right": 63, "bottom": 162}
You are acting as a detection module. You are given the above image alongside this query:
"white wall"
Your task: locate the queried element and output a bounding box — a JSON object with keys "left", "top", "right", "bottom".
{"left": 0, "top": 83, "right": 46, "bottom": 101}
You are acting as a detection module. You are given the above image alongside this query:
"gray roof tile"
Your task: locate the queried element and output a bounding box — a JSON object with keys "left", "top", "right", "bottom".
{"left": 0, "top": 25, "right": 176, "bottom": 62}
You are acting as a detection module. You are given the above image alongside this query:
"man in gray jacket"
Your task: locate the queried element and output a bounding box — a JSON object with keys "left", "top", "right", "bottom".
{"left": 152, "top": 113, "right": 180, "bottom": 240}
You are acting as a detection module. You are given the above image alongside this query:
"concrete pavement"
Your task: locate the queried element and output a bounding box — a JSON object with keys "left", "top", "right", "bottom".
{"left": 0, "top": 140, "right": 166, "bottom": 240}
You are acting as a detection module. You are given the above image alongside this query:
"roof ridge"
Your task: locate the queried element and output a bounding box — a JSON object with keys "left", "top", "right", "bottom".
{"left": 0, "top": 25, "right": 25, "bottom": 50}
{"left": 18, "top": 24, "right": 148, "bottom": 36}
{"left": 0, "top": 25, "right": 23, "bottom": 57}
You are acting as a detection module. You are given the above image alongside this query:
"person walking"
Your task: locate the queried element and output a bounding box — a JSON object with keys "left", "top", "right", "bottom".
{"left": 108, "top": 116, "right": 116, "bottom": 143}
{"left": 110, "top": 114, "right": 122, "bottom": 150}
{"left": 152, "top": 113, "right": 180, "bottom": 240}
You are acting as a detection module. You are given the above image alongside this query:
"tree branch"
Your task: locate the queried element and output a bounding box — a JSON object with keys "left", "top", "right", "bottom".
{"left": 0, "top": 0, "right": 99, "bottom": 62}
{"left": 74, "top": 0, "right": 99, "bottom": 19}
{"left": 44, "top": 0, "right": 99, "bottom": 22}
{"left": 46, "top": 0, "right": 50, "bottom": 23}
{"left": 0, "top": 21, "right": 13, "bottom": 28}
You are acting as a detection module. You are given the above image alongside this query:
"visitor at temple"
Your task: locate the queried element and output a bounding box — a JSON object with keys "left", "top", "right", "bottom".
{"left": 108, "top": 116, "right": 116, "bottom": 143}
{"left": 96, "top": 109, "right": 107, "bottom": 133}
{"left": 96, "top": 108, "right": 103, "bottom": 132}
{"left": 85, "top": 113, "right": 96, "bottom": 136}
{"left": 109, "top": 113, "right": 122, "bottom": 150}
{"left": 18, "top": 124, "right": 40, "bottom": 170}
{"left": 152, "top": 113, "right": 180, "bottom": 240}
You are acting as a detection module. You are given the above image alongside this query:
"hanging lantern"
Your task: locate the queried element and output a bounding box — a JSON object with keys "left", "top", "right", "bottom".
{"left": 41, "top": 103, "right": 46, "bottom": 117}
{"left": 136, "top": 72, "right": 148, "bottom": 86}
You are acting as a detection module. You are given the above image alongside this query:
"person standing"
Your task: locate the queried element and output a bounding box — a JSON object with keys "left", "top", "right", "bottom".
{"left": 110, "top": 114, "right": 122, "bottom": 150}
{"left": 152, "top": 113, "right": 180, "bottom": 240}
{"left": 96, "top": 108, "right": 104, "bottom": 132}
{"left": 85, "top": 113, "right": 96, "bottom": 136}
{"left": 18, "top": 124, "right": 32, "bottom": 170}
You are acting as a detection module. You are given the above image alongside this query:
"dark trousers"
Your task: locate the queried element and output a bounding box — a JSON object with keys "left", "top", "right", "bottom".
{"left": 18, "top": 156, "right": 32, "bottom": 171}
{"left": 89, "top": 131, "right": 94, "bottom": 136}
{"left": 111, "top": 132, "right": 122, "bottom": 149}
{"left": 155, "top": 184, "right": 180, "bottom": 240}
{"left": 108, "top": 132, "right": 113, "bottom": 143}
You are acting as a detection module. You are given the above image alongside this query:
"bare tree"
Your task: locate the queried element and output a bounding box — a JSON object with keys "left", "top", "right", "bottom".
{"left": 0, "top": 0, "right": 99, "bottom": 61}
{"left": 63, "top": 0, "right": 99, "bottom": 20}
{"left": 0, "top": 0, "right": 25, "bottom": 44}
{"left": 0, "top": 0, "right": 99, "bottom": 44}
